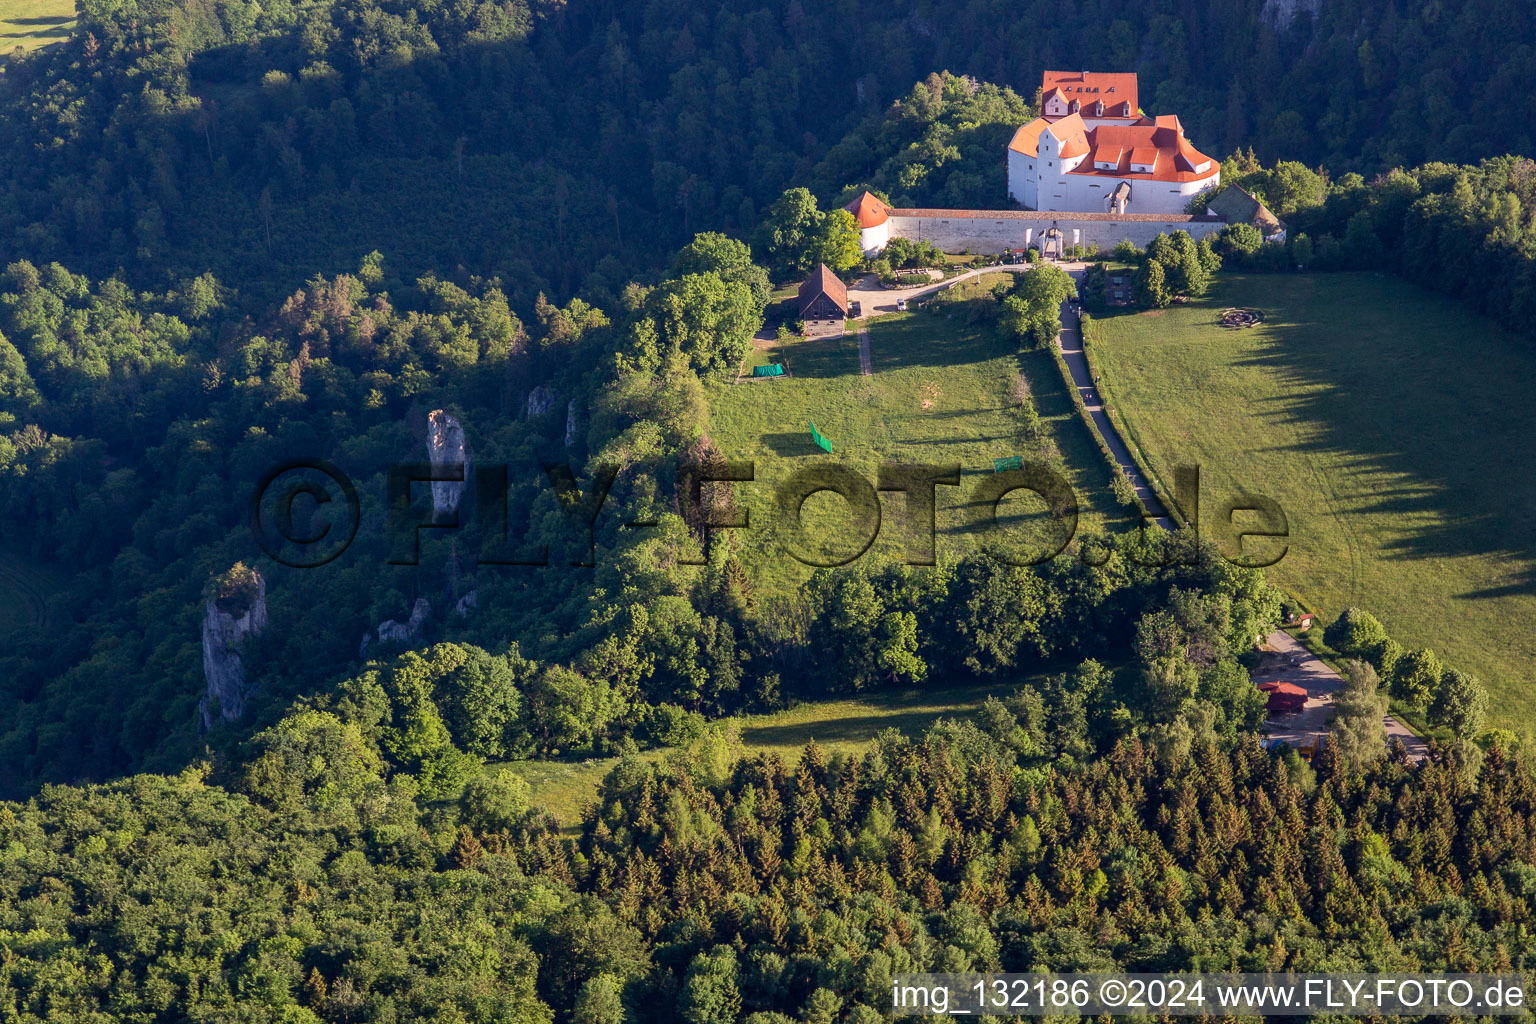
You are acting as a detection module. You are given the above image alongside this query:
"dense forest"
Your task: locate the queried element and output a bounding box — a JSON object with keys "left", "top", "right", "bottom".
{"left": 4, "top": 0, "right": 1536, "bottom": 300}
{"left": 0, "top": 0, "right": 1530, "bottom": 799}
{"left": 3, "top": 0, "right": 1536, "bottom": 1016}
{"left": 3, "top": 697, "right": 1534, "bottom": 1020}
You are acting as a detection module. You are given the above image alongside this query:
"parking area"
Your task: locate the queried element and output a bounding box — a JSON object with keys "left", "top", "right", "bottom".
{"left": 1254, "top": 629, "right": 1427, "bottom": 761}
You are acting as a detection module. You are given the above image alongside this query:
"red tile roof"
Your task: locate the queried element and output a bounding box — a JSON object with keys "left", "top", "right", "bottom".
{"left": 1013, "top": 113, "right": 1216, "bottom": 184}
{"left": 1008, "top": 114, "right": 1089, "bottom": 159}
{"left": 1042, "top": 71, "right": 1139, "bottom": 114}
{"left": 1051, "top": 113, "right": 1090, "bottom": 158}
{"left": 843, "top": 191, "right": 890, "bottom": 228}
{"left": 797, "top": 264, "right": 848, "bottom": 316}
{"left": 1008, "top": 118, "right": 1050, "bottom": 157}
{"left": 1071, "top": 123, "right": 1218, "bottom": 183}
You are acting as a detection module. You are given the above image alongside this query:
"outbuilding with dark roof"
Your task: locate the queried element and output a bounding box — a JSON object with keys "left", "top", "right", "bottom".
{"left": 797, "top": 264, "right": 849, "bottom": 321}
{"left": 1206, "top": 184, "right": 1287, "bottom": 242}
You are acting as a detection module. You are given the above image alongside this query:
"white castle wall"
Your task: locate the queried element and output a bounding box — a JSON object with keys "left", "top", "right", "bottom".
{"left": 1007, "top": 148, "right": 1038, "bottom": 208}
{"left": 858, "top": 219, "right": 891, "bottom": 254}
{"left": 1007, "top": 151, "right": 1220, "bottom": 215}
{"left": 1036, "top": 172, "right": 1220, "bottom": 215}
{"left": 885, "top": 209, "right": 1225, "bottom": 255}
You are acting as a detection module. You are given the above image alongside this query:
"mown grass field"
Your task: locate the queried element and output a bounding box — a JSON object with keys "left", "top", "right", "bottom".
{"left": 506, "top": 679, "right": 1014, "bottom": 827}
{"left": 1087, "top": 272, "right": 1536, "bottom": 729}
{"left": 709, "top": 299, "right": 1135, "bottom": 597}
{"left": 0, "top": 0, "right": 74, "bottom": 58}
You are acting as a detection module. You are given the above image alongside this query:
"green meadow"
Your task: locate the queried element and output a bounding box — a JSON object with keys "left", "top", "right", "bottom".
{"left": 506, "top": 678, "right": 1013, "bottom": 827}
{"left": 0, "top": 0, "right": 74, "bottom": 58}
{"left": 709, "top": 299, "right": 1135, "bottom": 597}
{"left": 1087, "top": 272, "right": 1536, "bottom": 729}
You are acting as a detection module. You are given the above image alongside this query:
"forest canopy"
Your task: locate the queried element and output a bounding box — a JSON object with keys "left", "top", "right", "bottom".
{"left": 2, "top": 0, "right": 1536, "bottom": 1017}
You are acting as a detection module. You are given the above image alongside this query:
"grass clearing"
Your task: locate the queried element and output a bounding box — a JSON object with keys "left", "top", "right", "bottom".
{"left": 0, "top": 0, "right": 74, "bottom": 58}
{"left": 1088, "top": 272, "right": 1536, "bottom": 729}
{"left": 711, "top": 303, "right": 1135, "bottom": 597}
{"left": 505, "top": 678, "right": 1022, "bottom": 828}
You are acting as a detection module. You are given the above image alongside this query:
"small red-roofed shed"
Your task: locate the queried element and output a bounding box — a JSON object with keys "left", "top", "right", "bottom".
{"left": 1258, "top": 681, "right": 1308, "bottom": 714}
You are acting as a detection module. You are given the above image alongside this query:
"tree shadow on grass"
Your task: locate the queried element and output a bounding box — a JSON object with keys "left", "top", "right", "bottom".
{"left": 1226, "top": 273, "right": 1536, "bottom": 600}
{"left": 780, "top": 337, "right": 860, "bottom": 379}
{"left": 865, "top": 316, "right": 1009, "bottom": 374}
{"left": 740, "top": 701, "right": 997, "bottom": 751}
{"left": 760, "top": 431, "right": 821, "bottom": 456}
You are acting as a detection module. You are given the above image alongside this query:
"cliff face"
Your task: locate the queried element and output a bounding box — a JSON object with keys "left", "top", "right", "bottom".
{"left": 526, "top": 386, "right": 559, "bottom": 418}
{"left": 427, "top": 410, "right": 470, "bottom": 521}
{"left": 1260, "top": 0, "right": 1321, "bottom": 28}
{"left": 358, "top": 597, "right": 432, "bottom": 658}
{"left": 199, "top": 571, "right": 267, "bottom": 729}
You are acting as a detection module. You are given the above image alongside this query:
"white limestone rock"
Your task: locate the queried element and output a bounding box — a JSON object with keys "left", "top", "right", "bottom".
{"left": 375, "top": 597, "right": 432, "bottom": 646}
{"left": 426, "top": 409, "right": 470, "bottom": 521}
{"left": 199, "top": 567, "right": 268, "bottom": 729}
{"left": 526, "top": 385, "right": 560, "bottom": 418}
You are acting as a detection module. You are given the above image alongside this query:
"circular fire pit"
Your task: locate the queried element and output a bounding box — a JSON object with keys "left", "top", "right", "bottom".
{"left": 1219, "top": 307, "right": 1264, "bottom": 329}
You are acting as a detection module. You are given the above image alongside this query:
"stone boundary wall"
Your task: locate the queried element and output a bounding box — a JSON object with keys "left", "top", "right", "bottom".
{"left": 886, "top": 207, "right": 1226, "bottom": 254}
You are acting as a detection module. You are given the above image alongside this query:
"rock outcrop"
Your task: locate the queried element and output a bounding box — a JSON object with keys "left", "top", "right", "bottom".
{"left": 526, "top": 385, "right": 560, "bottom": 418}
{"left": 1260, "top": 0, "right": 1321, "bottom": 28}
{"left": 359, "top": 598, "right": 432, "bottom": 658}
{"left": 199, "top": 565, "right": 268, "bottom": 730}
{"left": 427, "top": 409, "right": 470, "bottom": 521}
{"left": 454, "top": 590, "right": 478, "bottom": 618}
{"left": 564, "top": 398, "right": 579, "bottom": 448}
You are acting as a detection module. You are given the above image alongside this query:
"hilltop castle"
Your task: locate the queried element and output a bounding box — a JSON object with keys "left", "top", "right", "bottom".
{"left": 1007, "top": 71, "right": 1221, "bottom": 216}
{"left": 837, "top": 70, "right": 1265, "bottom": 257}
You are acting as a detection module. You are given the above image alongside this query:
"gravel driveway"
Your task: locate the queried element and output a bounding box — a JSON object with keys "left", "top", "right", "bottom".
{"left": 1255, "top": 629, "right": 1428, "bottom": 762}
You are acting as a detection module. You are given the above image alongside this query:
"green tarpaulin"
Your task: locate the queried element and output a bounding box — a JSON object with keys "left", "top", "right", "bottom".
{"left": 809, "top": 421, "right": 832, "bottom": 453}
{"left": 993, "top": 455, "right": 1023, "bottom": 472}
{"left": 752, "top": 363, "right": 785, "bottom": 377}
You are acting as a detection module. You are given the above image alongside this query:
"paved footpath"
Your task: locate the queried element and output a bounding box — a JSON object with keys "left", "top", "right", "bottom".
{"left": 1054, "top": 298, "right": 1174, "bottom": 529}
{"left": 845, "top": 263, "right": 1060, "bottom": 315}
{"left": 847, "top": 261, "right": 1172, "bottom": 527}
{"left": 1254, "top": 629, "right": 1428, "bottom": 763}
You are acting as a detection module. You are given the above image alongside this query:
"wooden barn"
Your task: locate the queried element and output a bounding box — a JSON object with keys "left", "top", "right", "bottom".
{"left": 797, "top": 264, "right": 849, "bottom": 322}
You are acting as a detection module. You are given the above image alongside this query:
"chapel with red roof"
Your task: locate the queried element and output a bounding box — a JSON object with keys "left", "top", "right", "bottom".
{"left": 1007, "top": 71, "right": 1220, "bottom": 215}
